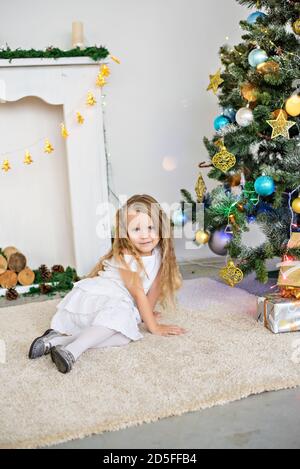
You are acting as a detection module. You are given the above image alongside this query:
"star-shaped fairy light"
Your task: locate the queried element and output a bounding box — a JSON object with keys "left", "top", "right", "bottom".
{"left": 266, "top": 109, "right": 296, "bottom": 139}
{"left": 2, "top": 159, "right": 11, "bottom": 172}
{"left": 100, "top": 64, "right": 111, "bottom": 78}
{"left": 24, "top": 150, "right": 33, "bottom": 165}
{"left": 76, "top": 112, "right": 84, "bottom": 124}
{"left": 44, "top": 139, "right": 54, "bottom": 153}
{"left": 207, "top": 69, "right": 224, "bottom": 94}
{"left": 86, "top": 92, "right": 97, "bottom": 106}
{"left": 61, "top": 123, "right": 69, "bottom": 139}
{"left": 96, "top": 74, "right": 107, "bottom": 87}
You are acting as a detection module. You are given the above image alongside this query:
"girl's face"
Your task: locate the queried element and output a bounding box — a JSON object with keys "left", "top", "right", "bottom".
{"left": 127, "top": 210, "right": 160, "bottom": 256}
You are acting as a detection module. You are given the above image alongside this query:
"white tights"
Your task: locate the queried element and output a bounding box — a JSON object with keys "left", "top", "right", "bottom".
{"left": 49, "top": 326, "right": 131, "bottom": 361}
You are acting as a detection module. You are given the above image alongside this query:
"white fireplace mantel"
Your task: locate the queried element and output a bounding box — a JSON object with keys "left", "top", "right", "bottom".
{"left": 0, "top": 57, "right": 112, "bottom": 276}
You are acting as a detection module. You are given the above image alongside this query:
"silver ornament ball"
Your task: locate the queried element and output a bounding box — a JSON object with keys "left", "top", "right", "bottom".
{"left": 236, "top": 107, "right": 254, "bottom": 127}
{"left": 208, "top": 229, "right": 232, "bottom": 256}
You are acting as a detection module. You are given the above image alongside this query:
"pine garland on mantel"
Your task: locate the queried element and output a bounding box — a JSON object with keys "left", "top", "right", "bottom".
{"left": 0, "top": 45, "right": 110, "bottom": 62}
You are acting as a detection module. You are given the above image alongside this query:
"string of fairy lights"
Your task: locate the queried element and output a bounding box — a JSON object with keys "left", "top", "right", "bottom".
{"left": 0, "top": 56, "right": 121, "bottom": 206}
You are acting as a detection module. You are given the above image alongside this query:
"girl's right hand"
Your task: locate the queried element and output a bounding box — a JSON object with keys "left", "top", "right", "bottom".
{"left": 150, "top": 323, "right": 187, "bottom": 336}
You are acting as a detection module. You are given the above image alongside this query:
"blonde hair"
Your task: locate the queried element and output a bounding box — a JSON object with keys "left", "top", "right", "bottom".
{"left": 85, "top": 194, "right": 182, "bottom": 309}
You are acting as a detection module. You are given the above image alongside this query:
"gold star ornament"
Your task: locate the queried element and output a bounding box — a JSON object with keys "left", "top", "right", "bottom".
{"left": 220, "top": 260, "right": 244, "bottom": 287}
{"left": 266, "top": 109, "right": 296, "bottom": 139}
{"left": 207, "top": 69, "right": 224, "bottom": 95}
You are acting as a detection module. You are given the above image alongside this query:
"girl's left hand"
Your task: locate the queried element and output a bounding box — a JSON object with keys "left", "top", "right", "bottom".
{"left": 153, "top": 311, "right": 162, "bottom": 320}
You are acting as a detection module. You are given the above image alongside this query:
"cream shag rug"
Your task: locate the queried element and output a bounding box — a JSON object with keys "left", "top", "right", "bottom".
{"left": 1, "top": 278, "right": 300, "bottom": 449}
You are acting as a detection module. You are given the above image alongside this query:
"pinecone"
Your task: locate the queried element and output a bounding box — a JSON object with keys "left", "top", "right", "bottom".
{"left": 39, "top": 283, "right": 52, "bottom": 295}
{"left": 5, "top": 287, "right": 19, "bottom": 301}
{"left": 51, "top": 264, "right": 65, "bottom": 273}
{"left": 38, "top": 264, "right": 52, "bottom": 281}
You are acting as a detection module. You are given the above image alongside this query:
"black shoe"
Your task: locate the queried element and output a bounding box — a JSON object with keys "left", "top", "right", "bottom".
{"left": 28, "top": 329, "right": 63, "bottom": 359}
{"left": 51, "top": 345, "right": 75, "bottom": 374}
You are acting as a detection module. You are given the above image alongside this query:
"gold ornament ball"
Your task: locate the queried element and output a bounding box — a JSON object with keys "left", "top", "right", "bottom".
{"left": 285, "top": 94, "right": 300, "bottom": 117}
{"left": 292, "top": 198, "right": 300, "bottom": 214}
{"left": 228, "top": 173, "right": 241, "bottom": 187}
{"left": 237, "top": 203, "right": 245, "bottom": 213}
{"left": 195, "top": 230, "right": 210, "bottom": 245}
{"left": 241, "top": 83, "right": 258, "bottom": 102}
{"left": 272, "top": 109, "right": 288, "bottom": 120}
{"left": 229, "top": 214, "right": 236, "bottom": 225}
{"left": 257, "top": 61, "right": 280, "bottom": 75}
{"left": 292, "top": 19, "right": 300, "bottom": 35}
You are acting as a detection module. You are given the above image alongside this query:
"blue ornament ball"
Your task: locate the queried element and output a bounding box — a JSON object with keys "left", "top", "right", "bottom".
{"left": 214, "top": 115, "right": 230, "bottom": 131}
{"left": 247, "top": 11, "right": 267, "bottom": 25}
{"left": 254, "top": 176, "right": 275, "bottom": 197}
{"left": 223, "top": 107, "right": 236, "bottom": 123}
{"left": 248, "top": 49, "right": 268, "bottom": 68}
{"left": 247, "top": 215, "right": 256, "bottom": 224}
{"left": 208, "top": 229, "right": 233, "bottom": 256}
{"left": 244, "top": 203, "right": 252, "bottom": 212}
{"left": 256, "top": 201, "right": 274, "bottom": 215}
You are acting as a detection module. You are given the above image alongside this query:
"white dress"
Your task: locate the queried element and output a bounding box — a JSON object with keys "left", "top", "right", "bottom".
{"left": 50, "top": 245, "right": 162, "bottom": 341}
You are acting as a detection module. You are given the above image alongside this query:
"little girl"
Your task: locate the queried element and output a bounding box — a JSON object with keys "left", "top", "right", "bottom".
{"left": 28, "top": 194, "right": 187, "bottom": 373}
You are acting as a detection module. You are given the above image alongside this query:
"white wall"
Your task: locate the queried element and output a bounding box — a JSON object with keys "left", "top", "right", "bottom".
{"left": 0, "top": 0, "right": 249, "bottom": 269}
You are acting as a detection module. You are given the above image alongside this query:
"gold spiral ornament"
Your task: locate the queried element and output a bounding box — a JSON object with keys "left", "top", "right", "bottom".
{"left": 212, "top": 145, "right": 236, "bottom": 173}
{"left": 220, "top": 260, "right": 244, "bottom": 287}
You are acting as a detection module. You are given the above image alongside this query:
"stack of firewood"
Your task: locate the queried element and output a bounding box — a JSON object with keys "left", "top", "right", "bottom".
{"left": 0, "top": 246, "right": 35, "bottom": 289}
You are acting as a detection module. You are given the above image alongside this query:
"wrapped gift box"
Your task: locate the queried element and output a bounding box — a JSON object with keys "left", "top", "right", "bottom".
{"left": 257, "top": 293, "right": 300, "bottom": 334}
{"left": 277, "top": 233, "right": 300, "bottom": 289}
{"left": 277, "top": 261, "right": 300, "bottom": 288}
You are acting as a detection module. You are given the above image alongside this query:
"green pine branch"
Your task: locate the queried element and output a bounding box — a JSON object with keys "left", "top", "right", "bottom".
{"left": 0, "top": 45, "right": 110, "bottom": 62}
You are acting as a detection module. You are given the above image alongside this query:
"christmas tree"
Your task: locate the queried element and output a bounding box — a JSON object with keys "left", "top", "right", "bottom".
{"left": 182, "top": 0, "right": 300, "bottom": 285}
